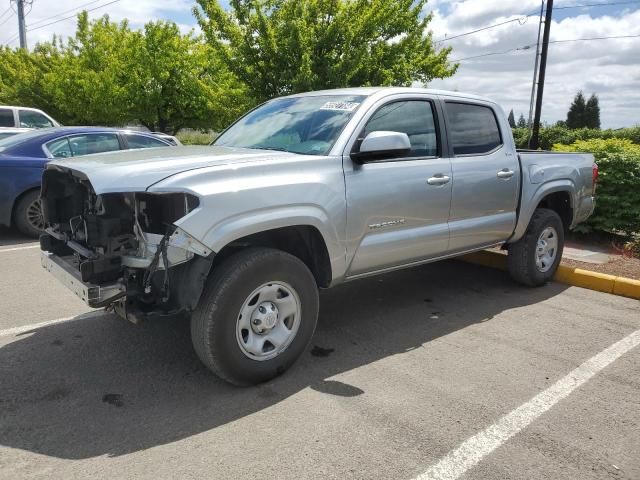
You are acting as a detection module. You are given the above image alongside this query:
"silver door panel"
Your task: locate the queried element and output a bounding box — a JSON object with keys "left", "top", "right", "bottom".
{"left": 344, "top": 157, "right": 452, "bottom": 276}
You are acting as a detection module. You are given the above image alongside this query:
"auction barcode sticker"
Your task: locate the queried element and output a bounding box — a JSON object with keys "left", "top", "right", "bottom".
{"left": 320, "top": 101, "right": 360, "bottom": 112}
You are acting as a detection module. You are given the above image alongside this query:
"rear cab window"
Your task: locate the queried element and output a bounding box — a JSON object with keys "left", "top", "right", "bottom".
{"left": 445, "top": 102, "right": 502, "bottom": 155}
{"left": 0, "top": 108, "right": 15, "bottom": 127}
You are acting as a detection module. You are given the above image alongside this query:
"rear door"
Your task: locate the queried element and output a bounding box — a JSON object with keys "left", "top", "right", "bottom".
{"left": 443, "top": 101, "right": 520, "bottom": 251}
{"left": 343, "top": 96, "right": 452, "bottom": 277}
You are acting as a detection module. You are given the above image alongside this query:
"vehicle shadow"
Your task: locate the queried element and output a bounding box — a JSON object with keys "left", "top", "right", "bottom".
{"left": 0, "top": 260, "right": 568, "bottom": 459}
{"left": 0, "top": 227, "right": 35, "bottom": 247}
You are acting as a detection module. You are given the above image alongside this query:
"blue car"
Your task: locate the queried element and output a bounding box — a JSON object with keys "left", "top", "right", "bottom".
{"left": 0, "top": 127, "right": 176, "bottom": 237}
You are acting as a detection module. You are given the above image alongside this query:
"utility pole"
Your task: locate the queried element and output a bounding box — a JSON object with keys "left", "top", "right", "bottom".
{"left": 529, "top": 0, "right": 553, "bottom": 149}
{"left": 16, "top": 0, "right": 27, "bottom": 49}
{"left": 527, "top": 0, "right": 545, "bottom": 129}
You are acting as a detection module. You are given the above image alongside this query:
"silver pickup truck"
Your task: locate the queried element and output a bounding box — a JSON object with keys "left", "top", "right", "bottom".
{"left": 39, "top": 87, "right": 597, "bottom": 385}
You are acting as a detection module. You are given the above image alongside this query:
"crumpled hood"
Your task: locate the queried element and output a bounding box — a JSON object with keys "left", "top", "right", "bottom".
{"left": 47, "top": 145, "right": 296, "bottom": 194}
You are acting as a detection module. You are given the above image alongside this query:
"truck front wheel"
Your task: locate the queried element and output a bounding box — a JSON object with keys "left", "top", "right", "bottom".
{"left": 507, "top": 208, "right": 564, "bottom": 287}
{"left": 191, "top": 247, "right": 319, "bottom": 386}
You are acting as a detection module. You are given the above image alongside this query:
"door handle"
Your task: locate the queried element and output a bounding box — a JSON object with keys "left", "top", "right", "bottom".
{"left": 497, "top": 169, "right": 515, "bottom": 179}
{"left": 427, "top": 174, "right": 451, "bottom": 186}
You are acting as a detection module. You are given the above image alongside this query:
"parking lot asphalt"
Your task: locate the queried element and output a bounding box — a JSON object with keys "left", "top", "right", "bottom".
{"left": 0, "top": 233, "right": 639, "bottom": 480}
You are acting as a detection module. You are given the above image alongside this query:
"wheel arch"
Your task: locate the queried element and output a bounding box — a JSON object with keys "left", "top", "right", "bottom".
{"left": 509, "top": 181, "right": 576, "bottom": 243}
{"left": 535, "top": 190, "right": 573, "bottom": 231}
{"left": 11, "top": 185, "right": 41, "bottom": 226}
{"left": 211, "top": 224, "right": 333, "bottom": 288}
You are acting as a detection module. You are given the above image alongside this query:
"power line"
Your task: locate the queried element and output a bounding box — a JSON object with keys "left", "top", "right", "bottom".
{"left": 27, "top": 0, "right": 106, "bottom": 28}
{"left": 549, "top": 33, "right": 640, "bottom": 42}
{"left": 554, "top": 1, "right": 640, "bottom": 9}
{"left": 451, "top": 45, "right": 536, "bottom": 62}
{"left": 452, "top": 33, "right": 640, "bottom": 63}
{"left": 26, "top": 0, "right": 121, "bottom": 32}
{"left": 436, "top": 16, "right": 530, "bottom": 43}
{"left": 0, "top": 10, "right": 15, "bottom": 28}
{"left": 0, "top": 6, "right": 13, "bottom": 21}
{"left": 2, "top": 33, "right": 20, "bottom": 45}
{"left": 435, "top": 0, "right": 640, "bottom": 44}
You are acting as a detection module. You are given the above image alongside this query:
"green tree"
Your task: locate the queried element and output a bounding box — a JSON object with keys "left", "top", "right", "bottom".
{"left": 566, "top": 91, "right": 587, "bottom": 129}
{"left": 507, "top": 109, "right": 516, "bottom": 128}
{"left": 0, "top": 42, "right": 63, "bottom": 119}
{"left": 194, "top": 0, "right": 457, "bottom": 101}
{"left": 517, "top": 113, "right": 527, "bottom": 128}
{"left": 47, "top": 13, "right": 134, "bottom": 126}
{"left": 585, "top": 93, "right": 601, "bottom": 130}
{"left": 41, "top": 12, "right": 249, "bottom": 133}
{"left": 125, "top": 21, "right": 250, "bottom": 133}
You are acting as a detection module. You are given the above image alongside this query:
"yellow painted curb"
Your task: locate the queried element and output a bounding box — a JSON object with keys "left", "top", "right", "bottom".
{"left": 614, "top": 277, "right": 640, "bottom": 300}
{"left": 460, "top": 250, "right": 640, "bottom": 300}
{"left": 554, "top": 265, "right": 616, "bottom": 294}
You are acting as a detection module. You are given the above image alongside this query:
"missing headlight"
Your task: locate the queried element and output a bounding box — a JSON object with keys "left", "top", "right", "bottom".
{"left": 135, "top": 193, "right": 199, "bottom": 234}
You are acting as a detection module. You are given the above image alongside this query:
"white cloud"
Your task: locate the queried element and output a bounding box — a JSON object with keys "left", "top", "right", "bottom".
{"left": 3, "top": 0, "right": 638, "bottom": 128}
{"left": 2, "top": 0, "right": 195, "bottom": 46}
{"left": 426, "top": 1, "right": 640, "bottom": 128}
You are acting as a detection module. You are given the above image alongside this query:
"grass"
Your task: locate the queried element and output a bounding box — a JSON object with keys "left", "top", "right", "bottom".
{"left": 176, "top": 130, "right": 218, "bottom": 145}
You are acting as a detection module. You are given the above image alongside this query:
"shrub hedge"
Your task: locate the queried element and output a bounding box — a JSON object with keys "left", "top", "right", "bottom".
{"left": 551, "top": 138, "right": 640, "bottom": 236}
{"left": 513, "top": 126, "right": 640, "bottom": 150}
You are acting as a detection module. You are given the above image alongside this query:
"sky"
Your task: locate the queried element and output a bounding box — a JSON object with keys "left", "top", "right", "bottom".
{"left": 0, "top": 0, "right": 638, "bottom": 128}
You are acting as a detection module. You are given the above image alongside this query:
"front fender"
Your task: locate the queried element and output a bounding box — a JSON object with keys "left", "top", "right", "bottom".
{"left": 188, "top": 205, "right": 345, "bottom": 283}
{"left": 509, "top": 179, "right": 577, "bottom": 243}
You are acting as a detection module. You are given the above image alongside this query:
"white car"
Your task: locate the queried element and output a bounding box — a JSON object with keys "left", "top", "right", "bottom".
{"left": 0, "top": 106, "right": 60, "bottom": 130}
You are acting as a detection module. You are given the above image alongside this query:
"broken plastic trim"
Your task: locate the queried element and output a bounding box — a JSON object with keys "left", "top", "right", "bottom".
{"left": 168, "top": 227, "right": 211, "bottom": 257}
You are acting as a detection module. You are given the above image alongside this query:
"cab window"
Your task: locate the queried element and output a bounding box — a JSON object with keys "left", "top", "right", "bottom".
{"left": 0, "top": 108, "right": 14, "bottom": 127}
{"left": 363, "top": 100, "right": 439, "bottom": 157}
{"left": 19, "top": 110, "right": 53, "bottom": 128}
{"left": 445, "top": 102, "right": 502, "bottom": 155}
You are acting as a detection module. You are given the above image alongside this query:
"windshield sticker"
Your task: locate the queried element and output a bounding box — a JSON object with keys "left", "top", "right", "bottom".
{"left": 320, "top": 101, "right": 360, "bottom": 112}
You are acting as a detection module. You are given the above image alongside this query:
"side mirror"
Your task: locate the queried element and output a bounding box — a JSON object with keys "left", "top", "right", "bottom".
{"left": 351, "top": 131, "right": 411, "bottom": 163}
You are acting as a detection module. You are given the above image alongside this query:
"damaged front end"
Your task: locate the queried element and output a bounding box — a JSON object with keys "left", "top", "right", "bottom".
{"left": 40, "top": 167, "right": 213, "bottom": 323}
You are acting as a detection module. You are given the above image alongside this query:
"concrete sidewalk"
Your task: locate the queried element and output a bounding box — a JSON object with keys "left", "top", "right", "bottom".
{"left": 562, "top": 239, "right": 619, "bottom": 265}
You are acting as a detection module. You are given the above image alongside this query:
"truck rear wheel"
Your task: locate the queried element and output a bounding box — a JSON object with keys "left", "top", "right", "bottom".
{"left": 507, "top": 208, "right": 564, "bottom": 287}
{"left": 191, "top": 247, "right": 319, "bottom": 386}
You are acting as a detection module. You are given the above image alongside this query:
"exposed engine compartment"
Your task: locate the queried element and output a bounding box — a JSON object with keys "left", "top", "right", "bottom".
{"left": 40, "top": 167, "right": 212, "bottom": 322}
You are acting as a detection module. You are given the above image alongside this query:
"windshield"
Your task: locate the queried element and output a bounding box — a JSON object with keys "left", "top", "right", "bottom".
{"left": 214, "top": 95, "right": 365, "bottom": 155}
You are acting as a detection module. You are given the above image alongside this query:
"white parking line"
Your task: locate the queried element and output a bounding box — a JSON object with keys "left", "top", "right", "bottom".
{"left": 0, "top": 245, "right": 39, "bottom": 253}
{"left": 0, "top": 312, "right": 106, "bottom": 338}
{"left": 413, "top": 328, "right": 640, "bottom": 480}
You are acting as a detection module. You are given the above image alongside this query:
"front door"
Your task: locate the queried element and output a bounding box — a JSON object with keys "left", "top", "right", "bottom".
{"left": 344, "top": 98, "right": 452, "bottom": 277}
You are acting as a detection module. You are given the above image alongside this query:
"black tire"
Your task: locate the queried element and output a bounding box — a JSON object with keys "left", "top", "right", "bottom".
{"left": 507, "top": 208, "right": 564, "bottom": 287}
{"left": 191, "top": 247, "right": 319, "bottom": 386}
{"left": 13, "top": 190, "right": 45, "bottom": 238}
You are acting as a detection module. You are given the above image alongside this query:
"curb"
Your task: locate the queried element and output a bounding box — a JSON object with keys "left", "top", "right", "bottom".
{"left": 461, "top": 250, "right": 640, "bottom": 300}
